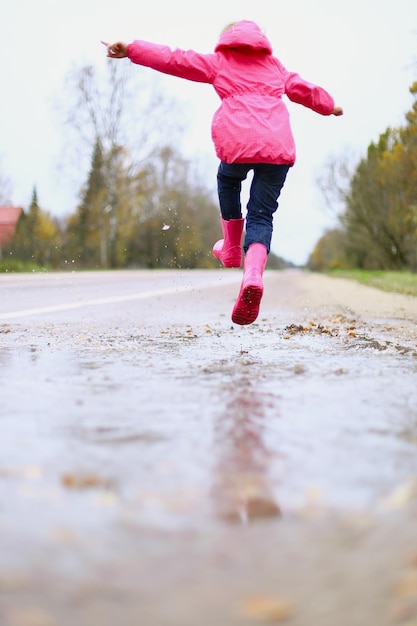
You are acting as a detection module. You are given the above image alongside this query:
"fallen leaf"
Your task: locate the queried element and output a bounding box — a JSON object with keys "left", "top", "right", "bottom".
{"left": 7, "top": 607, "right": 56, "bottom": 626}
{"left": 245, "top": 496, "right": 281, "bottom": 520}
{"left": 389, "top": 599, "right": 417, "bottom": 623}
{"left": 240, "top": 596, "right": 293, "bottom": 622}
{"left": 395, "top": 571, "right": 417, "bottom": 598}
{"left": 60, "top": 472, "right": 113, "bottom": 490}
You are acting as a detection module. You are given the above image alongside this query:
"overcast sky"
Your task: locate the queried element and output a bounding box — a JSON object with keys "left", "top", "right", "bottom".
{"left": 1, "top": 0, "right": 416, "bottom": 264}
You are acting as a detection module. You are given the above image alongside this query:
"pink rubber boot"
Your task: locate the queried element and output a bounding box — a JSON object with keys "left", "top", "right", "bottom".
{"left": 212, "top": 218, "right": 244, "bottom": 268}
{"left": 231, "top": 243, "right": 268, "bottom": 325}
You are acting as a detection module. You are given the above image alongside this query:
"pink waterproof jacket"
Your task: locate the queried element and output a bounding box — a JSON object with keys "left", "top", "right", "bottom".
{"left": 127, "top": 20, "right": 335, "bottom": 165}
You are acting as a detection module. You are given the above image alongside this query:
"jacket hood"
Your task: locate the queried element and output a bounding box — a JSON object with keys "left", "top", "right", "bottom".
{"left": 215, "top": 20, "right": 273, "bottom": 54}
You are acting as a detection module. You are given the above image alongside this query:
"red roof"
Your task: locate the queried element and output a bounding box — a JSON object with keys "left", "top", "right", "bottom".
{"left": 0, "top": 205, "right": 23, "bottom": 245}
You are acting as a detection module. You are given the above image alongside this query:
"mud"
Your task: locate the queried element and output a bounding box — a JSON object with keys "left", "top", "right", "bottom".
{"left": 0, "top": 269, "right": 417, "bottom": 626}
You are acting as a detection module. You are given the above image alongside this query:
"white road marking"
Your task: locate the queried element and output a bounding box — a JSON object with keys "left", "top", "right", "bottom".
{"left": 0, "top": 276, "right": 240, "bottom": 320}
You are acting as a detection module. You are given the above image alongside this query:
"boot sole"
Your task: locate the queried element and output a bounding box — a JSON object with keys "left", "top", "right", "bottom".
{"left": 231, "top": 285, "right": 263, "bottom": 325}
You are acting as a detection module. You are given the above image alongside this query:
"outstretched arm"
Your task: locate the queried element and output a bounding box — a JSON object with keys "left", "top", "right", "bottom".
{"left": 103, "top": 39, "right": 217, "bottom": 83}
{"left": 284, "top": 69, "right": 343, "bottom": 116}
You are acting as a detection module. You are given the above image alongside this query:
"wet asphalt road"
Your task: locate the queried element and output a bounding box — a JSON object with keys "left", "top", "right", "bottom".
{"left": 1, "top": 269, "right": 417, "bottom": 626}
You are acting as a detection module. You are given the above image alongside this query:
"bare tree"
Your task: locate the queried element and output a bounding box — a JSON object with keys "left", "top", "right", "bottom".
{"left": 316, "top": 150, "right": 358, "bottom": 220}
{"left": 0, "top": 159, "right": 12, "bottom": 204}
{"left": 58, "top": 58, "right": 185, "bottom": 267}
{"left": 60, "top": 59, "right": 183, "bottom": 181}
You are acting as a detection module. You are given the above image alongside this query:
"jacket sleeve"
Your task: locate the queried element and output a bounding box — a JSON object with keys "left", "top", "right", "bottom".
{"left": 127, "top": 41, "right": 217, "bottom": 84}
{"left": 284, "top": 71, "right": 334, "bottom": 115}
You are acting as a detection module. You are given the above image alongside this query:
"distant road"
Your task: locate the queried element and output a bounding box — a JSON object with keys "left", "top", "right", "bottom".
{"left": 1, "top": 267, "right": 416, "bottom": 332}
{"left": 0, "top": 269, "right": 242, "bottom": 324}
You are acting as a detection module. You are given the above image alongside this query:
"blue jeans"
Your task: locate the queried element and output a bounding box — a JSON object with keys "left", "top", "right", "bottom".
{"left": 217, "top": 161, "right": 290, "bottom": 253}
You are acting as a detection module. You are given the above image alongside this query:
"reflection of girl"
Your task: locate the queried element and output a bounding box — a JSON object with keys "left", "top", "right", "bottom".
{"left": 106, "top": 20, "right": 343, "bottom": 325}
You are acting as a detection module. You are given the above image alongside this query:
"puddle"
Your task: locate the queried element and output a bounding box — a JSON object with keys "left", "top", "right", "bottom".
{"left": 0, "top": 315, "right": 417, "bottom": 535}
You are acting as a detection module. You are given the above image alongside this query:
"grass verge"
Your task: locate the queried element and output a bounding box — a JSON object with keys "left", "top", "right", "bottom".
{"left": 326, "top": 269, "right": 417, "bottom": 297}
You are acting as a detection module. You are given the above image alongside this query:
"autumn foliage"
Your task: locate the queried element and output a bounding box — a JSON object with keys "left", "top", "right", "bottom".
{"left": 310, "top": 81, "right": 417, "bottom": 271}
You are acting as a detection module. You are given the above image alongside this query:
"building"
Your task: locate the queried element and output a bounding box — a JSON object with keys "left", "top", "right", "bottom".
{"left": 0, "top": 205, "right": 23, "bottom": 248}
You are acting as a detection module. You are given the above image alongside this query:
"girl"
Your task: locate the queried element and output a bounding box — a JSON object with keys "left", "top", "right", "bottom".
{"left": 106, "top": 20, "right": 343, "bottom": 325}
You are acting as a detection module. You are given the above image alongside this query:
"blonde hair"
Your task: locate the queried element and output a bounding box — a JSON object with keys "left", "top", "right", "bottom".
{"left": 221, "top": 22, "right": 237, "bottom": 34}
{"left": 221, "top": 21, "right": 266, "bottom": 36}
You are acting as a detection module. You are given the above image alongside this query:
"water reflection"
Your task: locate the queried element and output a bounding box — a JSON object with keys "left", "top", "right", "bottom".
{"left": 212, "top": 383, "right": 281, "bottom": 523}
{"left": 0, "top": 347, "right": 12, "bottom": 367}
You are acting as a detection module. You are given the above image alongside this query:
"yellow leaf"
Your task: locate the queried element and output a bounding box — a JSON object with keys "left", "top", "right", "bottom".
{"left": 22, "top": 465, "right": 43, "bottom": 479}
{"left": 381, "top": 480, "right": 417, "bottom": 510}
